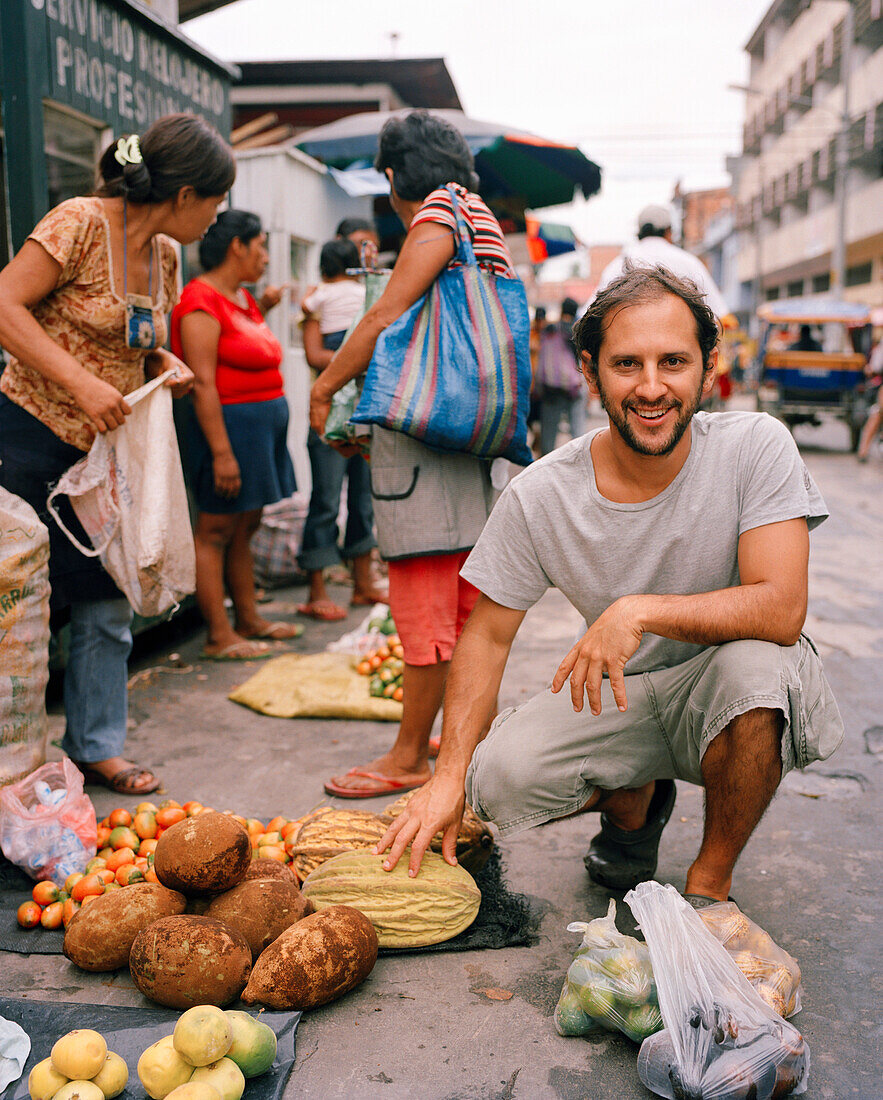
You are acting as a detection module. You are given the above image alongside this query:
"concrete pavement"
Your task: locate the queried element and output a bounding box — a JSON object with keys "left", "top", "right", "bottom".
{"left": 3, "top": 418, "right": 881, "bottom": 1099}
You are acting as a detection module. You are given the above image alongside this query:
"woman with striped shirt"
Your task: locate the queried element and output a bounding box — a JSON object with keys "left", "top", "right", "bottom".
{"left": 310, "top": 110, "right": 517, "bottom": 799}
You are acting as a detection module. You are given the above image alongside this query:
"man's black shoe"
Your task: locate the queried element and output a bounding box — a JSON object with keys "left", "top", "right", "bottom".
{"left": 584, "top": 779, "right": 677, "bottom": 891}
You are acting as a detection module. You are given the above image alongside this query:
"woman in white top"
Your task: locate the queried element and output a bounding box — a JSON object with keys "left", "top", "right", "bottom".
{"left": 298, "top": 239, "right": 386, "bottom": 619}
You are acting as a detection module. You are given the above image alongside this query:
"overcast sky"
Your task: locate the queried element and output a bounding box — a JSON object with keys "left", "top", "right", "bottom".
{"left": 187, "top": 0, "right": 772, "bottom": 266}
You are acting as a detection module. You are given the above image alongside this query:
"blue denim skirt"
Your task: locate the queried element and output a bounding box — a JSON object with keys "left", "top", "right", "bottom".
{"left": 186, "top": 395, "right": 296, "bottom": 515}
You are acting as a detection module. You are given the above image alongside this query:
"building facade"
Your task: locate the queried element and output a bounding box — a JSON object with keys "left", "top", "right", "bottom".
{"left": 732, "top": 0, "right": 883, "bottom": 308}
{"left": 0, "top": 0, "right": 238, "bottom": 266}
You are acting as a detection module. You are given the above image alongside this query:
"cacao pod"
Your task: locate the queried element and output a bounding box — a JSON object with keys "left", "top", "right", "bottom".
{"left": 379, "top": 791, "right": 494, "bottom": 876}
{"left": 300, "top": 849, "right": 481, "bottom": 948}
{"left": 287, "top": 808, "right": 388, "bottom": 879}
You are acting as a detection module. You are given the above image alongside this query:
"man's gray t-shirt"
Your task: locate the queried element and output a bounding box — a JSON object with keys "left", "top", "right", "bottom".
{"left": 460, "top": 411, "right": 828, "bottom": 673}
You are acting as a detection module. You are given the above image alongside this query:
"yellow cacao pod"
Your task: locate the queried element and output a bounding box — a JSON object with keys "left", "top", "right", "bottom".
{"left": 300, "top": 850, "right": 481, "bottom": 948}
{"left": 379, "top": 791, "right": 494, "bottom": 876}
{"left": 287, "top": 809, "right": 388, "bottom": 879}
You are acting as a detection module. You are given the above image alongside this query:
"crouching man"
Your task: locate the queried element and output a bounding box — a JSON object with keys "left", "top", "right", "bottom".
{"left": 377, "top": 265, "right": 843, "bottom": 905}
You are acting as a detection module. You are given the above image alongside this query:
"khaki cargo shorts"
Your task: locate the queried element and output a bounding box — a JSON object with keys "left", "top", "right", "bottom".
{"left": 465, "top": 635, "right": 843, "bottom": 836}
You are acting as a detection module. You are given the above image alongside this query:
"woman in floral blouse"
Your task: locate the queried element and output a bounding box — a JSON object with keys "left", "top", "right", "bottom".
{"left": 0, "top": 113, "right": 234, "bottom": 795}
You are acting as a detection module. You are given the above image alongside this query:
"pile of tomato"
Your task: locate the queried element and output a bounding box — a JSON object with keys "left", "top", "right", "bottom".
{"left": 355, "top": 635, "right": 405, "bottom": 702}
{"left": 15, "top": 801, "right": 314, "bottom": 931}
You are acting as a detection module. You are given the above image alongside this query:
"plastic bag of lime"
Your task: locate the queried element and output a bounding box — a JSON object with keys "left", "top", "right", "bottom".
{"left": 554, "top": 899, "right": 662, "bottom": 1043}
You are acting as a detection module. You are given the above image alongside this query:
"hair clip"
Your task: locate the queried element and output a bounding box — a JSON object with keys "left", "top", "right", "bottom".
{"left": 114, "top": 135, "right": 142, "bottom": 167}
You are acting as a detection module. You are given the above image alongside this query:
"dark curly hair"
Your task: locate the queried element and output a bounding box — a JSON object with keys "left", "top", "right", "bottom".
{"left": 374, "top": 111, "right": 479, "bottom": 202}
{"left": 96, "top": 113, "right": 235, "bottom": 205}
{"left": 573, "top": 263, "right": 720, "bottom": 370}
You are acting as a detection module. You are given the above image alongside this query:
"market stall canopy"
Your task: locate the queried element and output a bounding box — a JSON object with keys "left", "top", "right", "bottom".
{"left": 295, "top": 109, "right": 601, "bottom": 210}
{"left": 758, "top": 297, "right": 871, "bottom": 326}
{"left": 525, "top": 218, "right": 578, "bottom": 263}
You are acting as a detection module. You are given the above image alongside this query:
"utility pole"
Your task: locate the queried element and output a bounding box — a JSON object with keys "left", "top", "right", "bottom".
{"left": 831, "top": 2, "right": 854, "bottom": 294}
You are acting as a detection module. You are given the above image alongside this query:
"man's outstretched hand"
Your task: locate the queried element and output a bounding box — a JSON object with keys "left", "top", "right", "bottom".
{"left": 551, "top": 596, "right": 644, "bottom": 715}
{"left": 374, "top": 773, "right": 466, "bottom": 878}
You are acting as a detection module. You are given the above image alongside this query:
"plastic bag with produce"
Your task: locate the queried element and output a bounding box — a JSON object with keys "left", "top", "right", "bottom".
{"left": 554, "top": 899, "right": 662, "bottom": 1043}
{"left": 697, "top": 901, "right": 802, "bottom": 1019}
{"left": 626, "top": 882, "right": 809, "bottom": 1100}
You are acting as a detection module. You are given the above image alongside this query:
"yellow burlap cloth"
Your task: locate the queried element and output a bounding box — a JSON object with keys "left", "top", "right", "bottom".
{"left": 229, "top": 652, "right": 403, "bottom": 721}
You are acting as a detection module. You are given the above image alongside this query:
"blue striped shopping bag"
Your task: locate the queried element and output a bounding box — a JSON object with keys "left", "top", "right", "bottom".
{"left": 351, "top": 187, "right": 533, "bottom": 466}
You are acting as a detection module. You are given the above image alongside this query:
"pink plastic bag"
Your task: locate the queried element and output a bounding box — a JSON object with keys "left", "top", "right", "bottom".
{"left": 0, "top": 759, "right": 97, "bottom": 885}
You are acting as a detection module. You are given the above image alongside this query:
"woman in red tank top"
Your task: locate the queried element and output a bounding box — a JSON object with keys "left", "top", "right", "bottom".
{"left": 171, "top": 210, "right": 300, "bottom": 660}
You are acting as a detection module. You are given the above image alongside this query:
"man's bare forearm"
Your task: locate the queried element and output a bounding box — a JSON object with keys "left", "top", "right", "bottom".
{"left": 629, "top": 582, "right": 806, "bottom": 649}
{"left": 435, "top": 619, "right": 512, "bottom": 781}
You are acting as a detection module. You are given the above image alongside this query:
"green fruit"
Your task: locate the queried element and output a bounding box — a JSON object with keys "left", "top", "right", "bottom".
{"left": 554, "top": 990, "right": 597, "bottom": 1037}
{"left": 224, "top": 1012, "right": 277, "bottom": 1078}
{"left": 579, "top": 982, "right": 616, "bottom": 1020}
{"left": 621, "top": 1002, "right": 663, "bottom": 1042}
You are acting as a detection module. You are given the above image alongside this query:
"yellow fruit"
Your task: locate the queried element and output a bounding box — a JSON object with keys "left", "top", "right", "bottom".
{"left": 188, "top": 1060, "right": 244, "bottom": 1100}
{"left": 137, "top": 1036, "right": 194, "bottom": 1100}
{"left": 27, "top": 1058, "right": 68, "bottom": 1100}
{"left": 223, "top": 1012, "right": 276, "bottom": 1078}
{"left": 91, "top": 1053, "right": 128, "bottom": 1099}
{"left": 164, "top": 1086, "right": 221, "bottom": 1100}
{"left": 51, "top": 1083, "right": 105, "bottom": 1100}
{"left": 173, "top": 1006, "right": 233, "bottom": 1067}
{"left": 50, "top": 1032, "right": 108, "bottom": 1080}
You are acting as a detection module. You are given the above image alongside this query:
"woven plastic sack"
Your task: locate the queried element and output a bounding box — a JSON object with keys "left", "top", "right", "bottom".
{"left": 0, "top": 489, "right": 51, "bottom": 787}
{"left": 554, "top": 899, "right": 662, "bottom": 1043}
{"left": 352, "top": 187, "right": 532, "bottom": 466}
{"left": 47, "top": 372, "right": 195, "bottom": 617}
{"left": 0, "top": 759, "right": 97, "bottom": 886}
{"left": 626, "top": 882, "right": 809, "bottom": 1099}
{"left": 697, "top": 901, "right": 802, "bottom": 1019}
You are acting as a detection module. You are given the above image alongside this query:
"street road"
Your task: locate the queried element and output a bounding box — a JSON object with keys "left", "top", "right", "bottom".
{"left": 3, "top": 407, "right": 881, "bottom": 1099}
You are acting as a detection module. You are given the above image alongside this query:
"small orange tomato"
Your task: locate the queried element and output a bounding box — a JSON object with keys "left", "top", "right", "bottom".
{"left": 182, "top": 800, "right": 203, "bottom": 816}
{"left": 280, "top": 820, "right": 300, "bottom": 841}
{"left": 99, "top": 816, "right": 111, "bottom": 830}
{"left": 80, "top": 892, "right": 100, "bottom": 907}
{"left": 40, "top": 901, "right": 64, "bottom": 929}
{"left": 108, "top": 807, "right": 132, "bottom": 828}
{"left": 369, "top": 655, "right": 382, "bottom": 670}
{"left": 266, "top": 816, "right": 288, "bottom": 833}
{"left": 258, "top": 845, "right": 287, "bottom": 863}
{"left": 158, "top": 798, "right": 181, "bottom": 810}
{"left": 135, "top": 800, "right": 158, "bottom": 814}
{"left": 17, "top": 901, "right": 42, "bottom": 928}
{"left": 258, "top": 831, "right": 282, "bottom": 847}
{"left": 356, "top": 660, "right": 372, "bottom": 675}
{"left": 71, "top": 873, "right": 106, "bottom": 903}
{"left": 96, "top": 826, "right": 112, "bottom": 848}
{"left": 116, "top": 864, "right": 145, "bottom": 887}
{"left": 32, "top": 880, "right": 60, "bottom": 906}
{"left": 250, "top": 834, "right": 263, "bottom": 850}
{"left": 64, "top": 872, "right": 85, "bottom": 894}
{"left": 103, "top": 881, "right": 121, "bottom": 893}
{"left": 95, "top": 868, "right": 116, "bottom": 886}
{"left": 138, "top": 838, "right": 158, "bottom": 857}
{"left": 105, "top": 847, "right": 135, "bottom": 873}
{"left": 133, "top": 812, "right": 158, "bottom": 840}
{"left": 61, "top": 898, "right": 81, "bottom": 927}
{"left": 392, "top": 686, "right": 404, "bottom": 703}
{"left": 84, "top": 856, "right": 107, "bottom": 874}
{"left": 228, "top": 814, "right": 248, "bottom": 830}
{"left": 144, "top": 865, "right": 160, "bottom": 884}
{"left": 97, "top": 847, "right": 114, "bottom": 861}
{"left": 155, "top": 807, "right": 186, "bottom": 829}
{"left": 134, "top": 857, "right": 149, "bottom": 873}
{"left": 246, "top": 818, "right": 265, "bottom": 837}
{"left": 109, "top": 825, "right": 140, "bottom": 850}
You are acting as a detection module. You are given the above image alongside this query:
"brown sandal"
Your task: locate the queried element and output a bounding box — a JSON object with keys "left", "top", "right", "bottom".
{"left": 76, "top": 763, "right": 161, "bottom": 796}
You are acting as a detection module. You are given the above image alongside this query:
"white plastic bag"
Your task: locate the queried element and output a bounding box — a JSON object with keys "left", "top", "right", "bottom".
{"left": 0, "top": 488, "right": 51, "bottom": 786}
{"left": 554, "top": 899, "right": 662, "bottom": 1042}
{"left": 46, "top": 372, "right": 195, "bottom": 617}
{"left": 626, "top": 882, "right": 809, "bottom": 1099}
{"left": 0, "top": 758, "right": 97, "bottom": 885}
